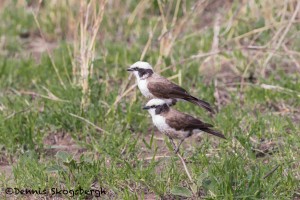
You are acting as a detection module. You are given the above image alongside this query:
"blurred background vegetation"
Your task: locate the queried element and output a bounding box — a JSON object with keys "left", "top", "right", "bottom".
{"left": 0, "top": 0, "right": 299, "bottom": 199}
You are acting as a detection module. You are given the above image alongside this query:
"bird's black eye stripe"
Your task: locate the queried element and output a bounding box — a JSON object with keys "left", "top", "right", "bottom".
{"left": 137, "top": 68, "right": 153, "bottom": 77}
{"left": 151, "top": 105, "right": 155, "bottom": 108}
{"left": 134, "top": 67, "right": 138, "bottom": 70}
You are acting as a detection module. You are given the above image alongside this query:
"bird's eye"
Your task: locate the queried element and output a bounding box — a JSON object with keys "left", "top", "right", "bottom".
{"left": 151, "top": 105, "right": 155, "bottom": 108}
{"left": 134, "top": 67, "right": 138, "bottom": 70}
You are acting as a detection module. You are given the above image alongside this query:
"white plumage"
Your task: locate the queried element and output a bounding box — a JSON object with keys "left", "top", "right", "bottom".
{"left": 146, "top": 99, "right": 191, "bottom": 139}
{"left": 146, "top": 99, "right": 171, "bottom": 133}
{"left": 137, "top": 78, "right": 153, "bottom": 98}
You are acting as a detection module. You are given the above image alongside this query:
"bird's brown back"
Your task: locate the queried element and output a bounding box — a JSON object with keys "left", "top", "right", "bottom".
{"left": 161, "top": 108, "right": 213, "bottom": 131}
{"left": 147, "top": 74, "right": 191, "bottom": 99}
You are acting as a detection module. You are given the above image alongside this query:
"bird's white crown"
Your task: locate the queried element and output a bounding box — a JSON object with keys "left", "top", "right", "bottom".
{"left": 146, "top": 98, "right": 167, "bottom": 107}
{"left": 129, "top": 61, "right": 153, "bottom": 70}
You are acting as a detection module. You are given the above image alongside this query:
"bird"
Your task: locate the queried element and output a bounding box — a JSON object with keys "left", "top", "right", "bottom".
{"left": 143, "top": 98, "right": 225, "bottom": 153}
{"left": 127, "top": 61, "right": 214, "bottom": 113}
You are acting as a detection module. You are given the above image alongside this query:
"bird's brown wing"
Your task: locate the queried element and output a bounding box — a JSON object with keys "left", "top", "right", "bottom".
{"left": 147, "top": 76, "right": 191, "bottom": 99}
{"left": 165, "top": 109, "right": 212, "bottom": 131}
{"left": 147, "top": 75, "right": 214, "bottom": 113}
{"left": 165, "top": 109, "right": 226, "bottom": 139}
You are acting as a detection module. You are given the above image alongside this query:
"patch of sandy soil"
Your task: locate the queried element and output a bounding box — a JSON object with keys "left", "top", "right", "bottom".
{"left": 196, "top": 0, "right": 234, "bottom": 29}
{"left": 0, "top": 152, "right": 12, "bottom": 178}
{"left": 20, "top": 31, "right": 58, "bottom": 62}
{"left": 43, "top": 131, "right": 87, "bottom": 159}
{"left": 0, "top": 131, "right": 86, "bottom": 185}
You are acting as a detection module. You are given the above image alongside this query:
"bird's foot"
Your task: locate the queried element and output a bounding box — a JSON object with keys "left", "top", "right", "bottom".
{"left": 174, "top": 147, "right": 180, "bottom": 154}
{"left": 173, "top": 139, "right": 185, "bottom": 154}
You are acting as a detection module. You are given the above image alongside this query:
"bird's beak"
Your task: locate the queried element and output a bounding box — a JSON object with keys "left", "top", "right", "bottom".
{"left": 143, "top": 106, "right": 150, "bottom": 110}
{"left": 127, "top": 68, "right": 133, "bottom": 72}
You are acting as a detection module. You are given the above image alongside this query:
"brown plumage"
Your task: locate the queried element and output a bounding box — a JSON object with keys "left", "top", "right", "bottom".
{"left": 147, "top": 74, "right": 214, "bottom": 113}
{"left": 144, "top": 99, "right": 225, "bottom": 153}
{"left": 161, "top": 108, "right": 226, "bottom": 140}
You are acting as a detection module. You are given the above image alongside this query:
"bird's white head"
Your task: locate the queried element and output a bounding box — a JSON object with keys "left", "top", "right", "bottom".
{"left": 127, "top": 61, "right": 154, "bottom": 80}
{"left": 143, "top": 98, "right": 169, "bottom": 116}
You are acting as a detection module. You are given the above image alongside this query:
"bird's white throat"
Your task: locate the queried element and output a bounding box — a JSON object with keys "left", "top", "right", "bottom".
{"left": 147, "top": 108, "right": 156, "bottom": 117}
{"left": 136, "top": 77, "right": 153, "bottom": 98}
{"left": 148, "top": 111, "right": 170, "bottom": 131}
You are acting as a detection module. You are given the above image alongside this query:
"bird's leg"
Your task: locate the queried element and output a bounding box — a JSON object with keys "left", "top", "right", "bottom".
{"left": 174, "top": 138, "right": 185, "bottom": 154}
{"left": 168, "top": 137, "right": 177, "bottom": 152}
{"left": 174, "top": 131, "right": 192, "bottom": 154}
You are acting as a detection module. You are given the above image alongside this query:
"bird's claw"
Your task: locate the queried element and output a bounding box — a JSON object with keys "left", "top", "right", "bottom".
{"left": 174, "top": 147, "right": 179, "bottom": 154}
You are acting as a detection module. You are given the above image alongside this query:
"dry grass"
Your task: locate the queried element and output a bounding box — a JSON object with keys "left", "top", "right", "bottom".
{"left": 72, "top": 0, "right": 107, "bottom": 109}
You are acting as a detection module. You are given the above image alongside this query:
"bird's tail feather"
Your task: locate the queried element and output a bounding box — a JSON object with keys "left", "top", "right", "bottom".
{"left": 203, "top": 128, "right": 226, "bottom": 139}
{"left": 187, "top": 96, "right": 214, "bottom": 113}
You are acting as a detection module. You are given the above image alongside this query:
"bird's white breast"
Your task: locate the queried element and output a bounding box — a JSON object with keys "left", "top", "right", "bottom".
{"left": 152, "top": 115, "right": 171, "bottom": 133}
{"left": 137, "top": 78, "right": 153, "bottom": 98}
{"left": 149, "top": 112, "right": 191, "bottom": 139}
